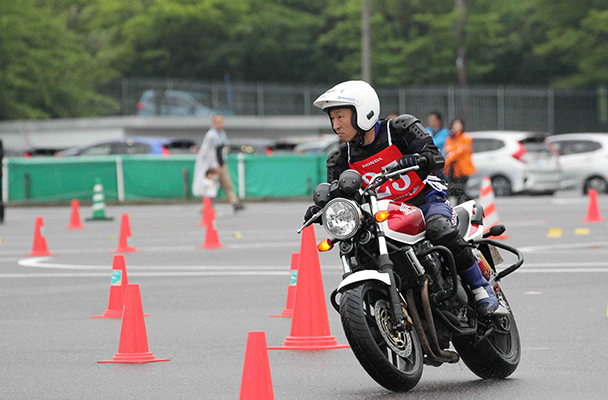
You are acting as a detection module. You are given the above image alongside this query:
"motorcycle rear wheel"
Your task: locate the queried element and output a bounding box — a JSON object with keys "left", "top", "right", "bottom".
{"left": 340, "top": 282, "right": 423, "bottom": 392}
{"left": 452, "top": 289, "right": 521, "bottom": 379}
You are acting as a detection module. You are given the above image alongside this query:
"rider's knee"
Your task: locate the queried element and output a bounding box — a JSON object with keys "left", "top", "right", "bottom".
{"left": 425, "top": 214, "right": 476, "bottom": 270}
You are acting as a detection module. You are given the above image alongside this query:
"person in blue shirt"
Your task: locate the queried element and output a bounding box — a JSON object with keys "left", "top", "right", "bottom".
{"left": 426, "top": 111, "right": 449, "bottom": 155}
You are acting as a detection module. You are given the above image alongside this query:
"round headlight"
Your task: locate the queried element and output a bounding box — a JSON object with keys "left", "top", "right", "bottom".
{"left": 322, "top": 199, "right": 362, "bottom": 240}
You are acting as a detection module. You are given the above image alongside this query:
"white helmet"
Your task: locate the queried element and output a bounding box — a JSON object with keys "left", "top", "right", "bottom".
{"left": 313, "top": 80, "right": 380, "bottom": 132}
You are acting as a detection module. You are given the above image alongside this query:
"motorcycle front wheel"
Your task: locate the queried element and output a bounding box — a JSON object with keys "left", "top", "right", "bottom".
{"left": 340, "top": 282, "right": 423, "bottom": 392}
{"left": 452, "top": 288, "right": 521, "bottom": 379}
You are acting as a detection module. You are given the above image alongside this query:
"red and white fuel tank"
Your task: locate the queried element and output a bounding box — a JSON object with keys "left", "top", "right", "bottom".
{"left": 376, "top": 199, "right": 426, "bottom": 244}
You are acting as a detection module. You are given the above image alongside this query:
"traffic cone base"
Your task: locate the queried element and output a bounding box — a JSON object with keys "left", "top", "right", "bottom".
{"left": 98, "top": 353, "right": 169, "bottom": 364}
{"left": 98, "top": 284, "right": 167, "bottom": 364}
{"left": 269, "top": 337, "right": 350, "bottom": 351}
{"left": 86, "top": 216, "right": 114, "bottom": 221}
{"left": 269, "top": 226, "right": 348, "bottom": 351}
{"left": 91, "top": 309, "right": 123, "bottom": 319}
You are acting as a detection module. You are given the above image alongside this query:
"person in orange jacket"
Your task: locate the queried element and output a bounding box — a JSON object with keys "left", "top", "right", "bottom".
{"left": 444, "top": 118, "right": 475, "bottom": 204}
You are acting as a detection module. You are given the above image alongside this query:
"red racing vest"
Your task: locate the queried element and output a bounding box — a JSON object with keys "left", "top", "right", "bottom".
{"left": 348, "top": 124, "right": 425, "bottom": 201}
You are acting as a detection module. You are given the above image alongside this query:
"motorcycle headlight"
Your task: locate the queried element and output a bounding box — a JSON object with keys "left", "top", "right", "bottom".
{"left": 322, "top": 199, "right": 362, "bottom": 240}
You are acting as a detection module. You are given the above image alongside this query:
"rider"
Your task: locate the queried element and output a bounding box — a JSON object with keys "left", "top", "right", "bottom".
{"left": 306, "top": 80, "right": 499, "bottom": 317}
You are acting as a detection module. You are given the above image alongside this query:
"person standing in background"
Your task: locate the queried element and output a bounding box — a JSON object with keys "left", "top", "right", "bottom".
{"left": 192, "top": 114, "right": 244, "bottom": 212}
{"left": 426, "top": 111, "right": 449, "bottom": 155}
{"left": 444, "top": 118, "right": 475, "bottom": 205}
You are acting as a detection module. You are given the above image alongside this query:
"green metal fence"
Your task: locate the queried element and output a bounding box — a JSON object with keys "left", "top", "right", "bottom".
{"left": 1, "top": 154, "right": 327, "bottom": 204}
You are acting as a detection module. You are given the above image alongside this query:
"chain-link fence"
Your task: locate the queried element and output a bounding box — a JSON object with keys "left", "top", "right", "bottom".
{"left": 99, "top": 79, "right": 608, "bottom": 133}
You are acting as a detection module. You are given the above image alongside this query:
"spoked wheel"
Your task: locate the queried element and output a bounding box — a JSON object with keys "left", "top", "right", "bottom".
{"left": 452, "top": 288, "right": 521, "bottom": 379}
{"left": 340, "top": 283, "right": 423, "bottom": 392}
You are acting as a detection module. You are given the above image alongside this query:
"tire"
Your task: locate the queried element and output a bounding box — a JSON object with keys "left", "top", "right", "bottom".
{"left": 491, "top": 175, "right": 512, "bottom": 197}
{"left": 340, "top": 283, "right": 423, "bottom": 392}
{"left": 452, "top": 289, "right": 521, "bottom": 379}
{"left": 583, "top": 176, "right": 608, "bottom": 194}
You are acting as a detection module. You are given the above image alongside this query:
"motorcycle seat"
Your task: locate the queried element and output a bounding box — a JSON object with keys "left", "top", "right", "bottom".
{"left": 455, "top": 207, "right": 470, "bottom": 237}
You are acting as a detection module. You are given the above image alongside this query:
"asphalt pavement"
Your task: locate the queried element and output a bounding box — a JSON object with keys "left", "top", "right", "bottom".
{"left": 1, "top": 193, "right": 608, "bottom": 399}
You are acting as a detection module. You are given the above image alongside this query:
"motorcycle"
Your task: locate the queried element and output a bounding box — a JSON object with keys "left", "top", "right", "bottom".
{"left": 300, "top": 161, "right": 523, "bottom": 392}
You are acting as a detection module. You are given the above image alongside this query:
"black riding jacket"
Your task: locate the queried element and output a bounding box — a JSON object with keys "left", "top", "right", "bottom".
{"left": 326, "top": 115, "right": 446, "bottom": 206}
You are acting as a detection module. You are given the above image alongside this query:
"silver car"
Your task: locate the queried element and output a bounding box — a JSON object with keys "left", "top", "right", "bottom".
{"left": 546, "top": 133, "right": 608, "bottom": 194}
{"left": 467, "top": 131, "right": 562, "bottom": 196}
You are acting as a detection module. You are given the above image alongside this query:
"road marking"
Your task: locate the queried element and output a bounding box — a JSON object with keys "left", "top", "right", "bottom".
{"left": 0, "top": 271, "right": 290, "bottom": 279}
{"left": 522, "top": 262, "right": 608, "bottom": 268}
{"left": 520, "top": 242, "right": 608, "bottom": 253}
{"left": 575, "top": 228, "right": 590, "bottom": 235}
{"left": 524, "top": 291, "right": 543, "bottom": 295}
{"left": 518, "top": 268, "right": 608, "bottom": 273}
{"left": 547, "top": 228, "right": 562, "bottom": 238}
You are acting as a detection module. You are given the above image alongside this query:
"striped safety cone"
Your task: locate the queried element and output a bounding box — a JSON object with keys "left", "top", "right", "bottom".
{"left": 478, "top": 177, "right": 509, "bottom": 239}
{"left": 86, "top": 178, "right": 113, "bottom": 221}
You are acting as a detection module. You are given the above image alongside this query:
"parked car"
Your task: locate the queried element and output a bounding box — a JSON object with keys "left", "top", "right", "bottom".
{"left": 136, "top": 90, "right": 233, "bottom": 116}
{"left": 546, "top": 133, "right": 608, "bottom": 194}
{"left": 56, "top": 138, "right": 197, "bottom": 157}
{"left": 294, "top": 138, "right": 340, "bottom": 154}
{"left": 467, "top": 131, "right": 562, "bottom": 196}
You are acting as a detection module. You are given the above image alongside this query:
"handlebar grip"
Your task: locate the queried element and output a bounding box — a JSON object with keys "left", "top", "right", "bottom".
{"left": 418, "top": 155, "right": 429, "bottom": 170}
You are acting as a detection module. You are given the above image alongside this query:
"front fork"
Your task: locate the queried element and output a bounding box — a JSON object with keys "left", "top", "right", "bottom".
{"left": 368, "top": 195, "right": 409, "bottom": 332}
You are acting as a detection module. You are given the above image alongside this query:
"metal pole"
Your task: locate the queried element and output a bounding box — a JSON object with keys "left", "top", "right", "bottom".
{"left": 548, "top": 88, "right": 555, "bottom": 134}
{"left": 257, "top": 83, "right": 264, "bottom": 116}
{"left": 448, "top": 85, "right": 456, "bottom": 122}
{"left": 361, "top": 0, "right": 372, "bottom": 83}
{"left": 182, "top": 168, "right": 190, "bottom": 200}
{"left": 497, "top": 85, "right": 505, "bottom": 130}
{"left": 121, "top": 78, "right": 128, "bottom": 116}
{"left": 115, "top": 156, "right": 125, "bottom": 203}
{"left": 237, "top": 153, "right": 246, "bottom": 200}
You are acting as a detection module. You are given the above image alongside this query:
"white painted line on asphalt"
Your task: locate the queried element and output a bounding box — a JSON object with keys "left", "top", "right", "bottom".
{"left": 518, "top": 268, "right": 608, "bottom": 273}
{"left": 0, "top": 241, "right": 301, "bottom": 257}
{"left": 524, "top": 291, "right": 543, "bottom": 295}
{"left": 522, "top": 262, "right": 608, "bottom": 268}
{"left": 0, "top": 271, "right": 290, "bottom": 279}
{"left": 520, "top": 242, "right": 608, "bottom": 253}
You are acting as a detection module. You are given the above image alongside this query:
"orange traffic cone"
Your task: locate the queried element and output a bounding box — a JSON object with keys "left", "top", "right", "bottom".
{"left": 239, "top": 331, "right": 274, "bottom": 400}
{"left": 92, "top": 255, "right": 129, "bottom": 319}
{"left": 115, "top": 214, "right": 137, "bottom": 253}
{"left": 478, "top": 177, "right": 509, "bottom": 239}
{"left": 30, "top": 217, "right": 52, "bottom": 257}
{"left": 199, "top": 197, "right": 216, "bottom": 227}
{"left": 269, "top": 226, "right": 349, "bottom": 350}
{"left": 98, "top": 284, "right": 169, "bottom": 364}
{"left": 269, "top": 253, "right": 300, "bottom": 318}
{"left": 199, "top": 220, "right": 223, "bottom": 249}
{"left": 584, "top": 189, "right": 603, "bottom": 222}
{"left": 67, "top": 199, "right": 84, "bottom": 230}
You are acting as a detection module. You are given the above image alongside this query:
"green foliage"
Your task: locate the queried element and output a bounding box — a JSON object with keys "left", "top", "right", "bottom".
{"left": 1, "top": 0, "right": 608, "bottom": 120}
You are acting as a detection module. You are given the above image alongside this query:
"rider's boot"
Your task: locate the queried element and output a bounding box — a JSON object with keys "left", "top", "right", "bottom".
{"left": 459, "top": 263, "right": 499, "bottom": 317}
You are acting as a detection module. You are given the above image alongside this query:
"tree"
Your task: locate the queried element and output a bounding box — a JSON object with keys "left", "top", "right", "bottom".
{"left": 0, "top": 0, "right": 117, "bottom": 120}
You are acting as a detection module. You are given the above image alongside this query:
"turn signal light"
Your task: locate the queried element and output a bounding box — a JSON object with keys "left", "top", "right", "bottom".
{"left": 374, "top": 210, "right": 390, "bottom": 222}
{"left": 318, "top": 239, "right": 333, "bottom": 252}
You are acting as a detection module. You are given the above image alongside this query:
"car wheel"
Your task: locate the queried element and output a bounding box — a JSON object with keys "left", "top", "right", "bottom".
{"left": 583, "top": 176, "right": 608, "bottom": 194}
{"left": 491, "top": 175, "right": 512, "bottom": 197}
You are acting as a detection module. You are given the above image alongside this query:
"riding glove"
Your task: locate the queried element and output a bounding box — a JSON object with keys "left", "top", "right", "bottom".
{"left": 398, "top": 154, "right": 420, "bottom": 169}
{"left": 304, "top": 204, "right": 323, "bottom": 224}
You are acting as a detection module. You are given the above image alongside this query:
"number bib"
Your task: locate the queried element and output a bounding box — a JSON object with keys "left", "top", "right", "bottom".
{"left": 348, "top": 125, "right": 425, "bottom": 201}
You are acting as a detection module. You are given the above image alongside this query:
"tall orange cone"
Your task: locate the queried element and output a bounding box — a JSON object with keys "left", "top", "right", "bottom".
{"left": 199, "top": 196, "right": 215, "bottom": 227}
{"left": 115, "top": 214, "right": 137, "bottom": 253}
{"left": 92, "top": 255, "right": 129, "bottom": 319}
{"left": 584, "top": 189, "right": 603, "bottom": 222}
{"left": 67, "top": 199, "right": 84, "bottom": 230}
{"left": 478, "top": 177, "right": 509, "bottom": 239}
{"left": 239, "top": 331, "right": 274, "bottom": 400}
{"left": 98, "top": 284, "right": 169, "bottom": 364}
{"left": 199, "top": 221, "right": 223, "bottom": 249}
{"left": 269, "top": 226, "right": 349, "bottom": 350}
{"left": 29, "top": 217, "right": 52, "bottom": 257}
{"left": 269, "top": 253, "right": 299, "bottom": 318}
